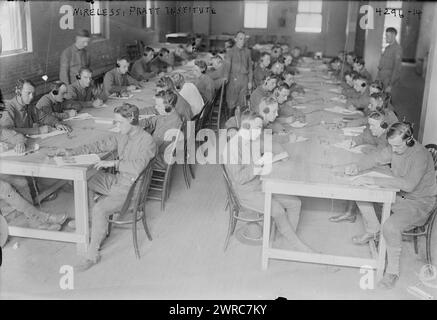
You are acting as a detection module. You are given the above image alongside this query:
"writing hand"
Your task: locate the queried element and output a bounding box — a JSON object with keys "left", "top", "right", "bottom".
{"left": 344, "top": 164, "right": 359, "bottom": 176}
{"left": 55, "top": 123, "right": 72, "bottom": 133}
{"left": 14, "top": 143, "right": 26, "bottom": 154}
{"left": 94, "top": 160, "right": 116, "bottom": 170}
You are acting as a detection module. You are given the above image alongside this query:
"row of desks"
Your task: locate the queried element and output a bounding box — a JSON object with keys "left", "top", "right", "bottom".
{"left": 261, "top": 60, "right": 398, "bottom": 279}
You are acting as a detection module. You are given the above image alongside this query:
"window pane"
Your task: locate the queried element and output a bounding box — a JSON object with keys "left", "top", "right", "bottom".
{"left": 90, "top": 2, "right": 101, "bottom": 35}
{"left": 146, "top": 0, "right": 152, "bottom": 28}
{"left": 244, "top": 1, "right": 268, "bottom": 29}
{"left": 0, "top": 2, "right": 24, "bottom": 52}
{"left": 298, "top": 0, "right": 322, "bottom": 13}
{"left": 387, "top": 1, "right": 402, "bottom": 9}
{"left": 295, "top": 13, "right": 322, "bottom": 33}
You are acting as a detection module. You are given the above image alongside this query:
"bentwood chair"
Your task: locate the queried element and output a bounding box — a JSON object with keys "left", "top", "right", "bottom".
{"left": 207, "top": 78, "right": 227, "bottom": 132}
{"left": 106, "top": 158, "right": 155, "bottom": 259}
{"left": 147, "top": 122, "right": 184, "bottom": 210}
{"left": 221, "top": 164, "right": 264, "bottom": 251}
{"left": 401, "top": 144, "right": 437, "bottom": 265}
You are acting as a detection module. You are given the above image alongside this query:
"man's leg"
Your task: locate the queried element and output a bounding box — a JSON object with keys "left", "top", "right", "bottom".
{"left": 0, "top": 174, "right": 32, "bottom": 203}
{"left": 274, "top": 194, "right": 301, "bottom": 231}
{"left": 356, "top": 201, "right": 380, "bottom": 234}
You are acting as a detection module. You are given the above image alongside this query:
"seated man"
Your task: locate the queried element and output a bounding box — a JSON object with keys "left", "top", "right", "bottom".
{"left": 66, "top": 67, "right": 107, "bottom": 110}
{"left": 71, "top": 103, "right": 156, "bottom": 271}
{"left": 345, "top": 122, "right": 437, "bottom": 289}
{"left": 156, "top": 48, "right": 175, "bottom": 72}
{"left": 0, "top": 79, "right": 49, "bottom": 136}
{"left": 274, "top": 82, "right": 305, "bottom": 123}
{"left": 170, "top": 72, "right": 204, "bottom": 117}
{"left": 131, "top": 47, "right": 158, "bottom": 81}
{"left": 340, "top": 71, "right": 359, "bottom": 96}
{"left": 193, "top": 60, "right": 215, "bottom": 105}
{"left": 0, "top": 106, "right": 66, "bottom": 230}
{"left": 140, "top": 90, "right": 182, "bottom": 170}
{"left": 270, "top": 45, "right": 283, "bottom": 64}
{"left": 281, "top": 53, "right": 299, "bottom": 75}
{"left": 281, "top": 71, "right": 305, "bottom": 96}
{"left": 103, "top": 56, "right": 141, "bottom": 97}
{"left": 271, "top": 61, "right": 285, "bottom": 77}
{"left": 253, "top": 52, "right": 271, "bottom": 88}
{"left": 347, "top": 76, "right": 371, "bottom": 111}
{"left": 353, "top": 57, "right": 373, "bottom": 82}
{"left": 329, "top": 57, "right": 342, "bottom": 79}
{"left": 369, "top": 92, "right": 397, "bottom": 123}
{"left": 249, "top": 74, "right": 278, "bottom": 111}
{"left": 156, "top": 76, "right": 193, "bottom": 122}
{"left": 193, "top": 34, "right": 207, "bottom": 53}
{"left": 207, "top": 55, "right": 226, "bottom": 90}
{"left": 34, "top": 81, "right": 73, "bottom": 132}
{"left": 222, "top": 111, "right": 313, "bottom": 252}
{"left": 290, "top": 46, "right": 303, "bottom": 66}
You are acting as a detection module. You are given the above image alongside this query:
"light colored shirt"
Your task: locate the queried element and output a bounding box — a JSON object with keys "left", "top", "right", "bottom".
{"left": 103, "top": 68, "right": 140, "bottom": 95}
{"left": 179, "top": 82, "right": 204, "bottom": 116}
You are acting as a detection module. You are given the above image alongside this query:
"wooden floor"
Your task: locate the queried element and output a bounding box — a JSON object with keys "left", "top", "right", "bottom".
{"left": 1, "top": 164, "right": 436, "bottom": 300}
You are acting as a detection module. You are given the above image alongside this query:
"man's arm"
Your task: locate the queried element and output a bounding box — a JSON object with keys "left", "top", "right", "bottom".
{"left": 35, "top": 97, "right": 62, "bottom": 126}
{"left": 65, "top": 86, "right": 93, "bottom": 109}
{"left": 139, "top": 116, "right": 158, "bottom": 134}
{"left": 0, "top": 127, "right": 27, "bottom": 145}
{"left": 357, "top": 146, "right": 392, "bottom": 171}
{"left": 72, "top": 135, "right": 118, "bottom": 155}
{"left": 103, "top": 72, "right": 127, "bottom": 95}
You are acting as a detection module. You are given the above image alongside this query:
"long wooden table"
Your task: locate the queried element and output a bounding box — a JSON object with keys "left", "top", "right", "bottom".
{"left": 261, "top": 60, "right": 399, "bottom": 280}
{"left": 0, "top": 62, "right": 198, "bottom": 254}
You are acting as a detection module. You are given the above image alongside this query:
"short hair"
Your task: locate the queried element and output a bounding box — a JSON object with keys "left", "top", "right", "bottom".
{"left": 211, "top": 54, "right": 223, "bottom": 62}
{"left": 16, "top": 79, "right": 35, "bottom": 91}
{"left": 159, "top": 48, "right": 170, "bottom": 54}
{"left": 156, "top": 76, "right": 176, "bottom": 92}
{"left": 387, "top": 122, "right": 414, "bottom": 142}
{"left": 258, "top": 96, "right": 279, "bottom": 114}
{"left": 117, "top": 56, "right": 130, "bottom": 64}
{"left": 51, "top": 81, "right": 67, "bottom": 93}
{"left": 282, "top": 70, "right": 294, "bottom": 78}
{"left": 293, "top": 46, "right": 301, "bottom": 51}
{"left": 354, "top": 57, "right": 365, "bottom": 66}
{"left": 370, "top": 80, "right": 384, "bottom": 91}
{"left": 330, "top": 57, "right": 341, "bottom": 64}
{"left": 76, "top": 29, "right": 91, "bottom": 38}
{"left": 144, "top": 46, "right": 154, "bottom": 55}
{"left": 235, "top": 30, "right": 245, "bottom": 37}
{"left": 155, "top": 89, "right": 178, "bottom": 108}
{"left": 194, "top": 60, "right": 207, "bottom": 73}
{"left": 114, "top": 103, "right": 139, "bottom": 125}
{"left": 275, "top": 81, "right": 290, "bottom": 92}
{"left": 259, "top": 52, "right": 271, "bottom": 60}
{"left": 240, "top": 110, "right": 262, "bottom": 124}
{"left": 386, "top": 27, "right": 397, "bottom": 35}
{"left": 78, "top": 67, "right": 92, "bottom": 76}
{"left": 170, "top": 73, "right": 185, "bottom": 90}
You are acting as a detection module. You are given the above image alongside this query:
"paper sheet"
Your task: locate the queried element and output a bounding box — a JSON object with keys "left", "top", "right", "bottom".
{"left": 0, "top": 145, "right": 40, "bottom": 157}
{"left": 289, "top": 135, "right": 309, "bottom": 144}
{"left": 293, "top": 105, "right": 307, "bottom": 109}
{"left": 329, "top": 88, "right": 342, "bottom": 94}
{"left": 330, "top": 97, "right": 347, "bottom": 104}
{"left": 325, "top": 106, "right": 363, "bottom": 115}
{"left": 94, "top": 118, "right": 114, "bottom": 124}
{"left": 272, "top": 152, "right": 289, "bottom": 163}
{"left": 93, "top": 103, "right": 110, "bottom": 109}
{"left": 109, "top": 93, "right": 133, "bottom": 100}
{"left": 131, "top": 89, "right": 142, "bottom": 93}
{"left": 332, "top": 141, "right": 365, "bottom": 154}
{"left": 28, "top": 130, "right": 66, "bottom": 139}
{"left": 54, "top": 154, "right": 100, "bottom": 166}
{"left": 290, "top": 121, "right": 307, "bottom": 128}
{"left": 351, "top": 171, "right": 393, "bottom": 180}
{"left": 109, "top": 127, "right": 120, "bottom": 133}
{"left": 64, "top": 113, "right": 94, "bottom": 121}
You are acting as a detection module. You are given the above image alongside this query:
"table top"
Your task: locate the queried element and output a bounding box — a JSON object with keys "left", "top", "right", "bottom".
{"left": 261, "top": 59, "right": 398, "bottom": 193}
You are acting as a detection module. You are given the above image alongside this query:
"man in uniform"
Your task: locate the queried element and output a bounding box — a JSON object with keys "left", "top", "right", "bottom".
{"left": 376, "top": 27, "right": 402, "bottom": 94}
{"left": 59, "top": 29, "right": 91, "bottom": 85}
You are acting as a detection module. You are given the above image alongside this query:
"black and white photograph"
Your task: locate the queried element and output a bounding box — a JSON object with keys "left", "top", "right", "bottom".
{"left": 0, "top": 0, "right": 437, "bottom": 302}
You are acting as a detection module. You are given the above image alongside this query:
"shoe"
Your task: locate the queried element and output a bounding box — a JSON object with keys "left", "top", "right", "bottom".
{"left": 35, "top": 222, "right": 62, "bottom": 231}
{"left": 329, "top": 212, "right": 357, "bottom": 223}
{"left": 46, "top": 213, "right": 68, "bottom": 225}
{"left": 352, "top": 232, "right": 379, "bottom": 245}
{"left": 377, "top": 273, "right": 399, "bottom": 289}
{"left": 75, "top": 255, "right": 101, "bottom": 272}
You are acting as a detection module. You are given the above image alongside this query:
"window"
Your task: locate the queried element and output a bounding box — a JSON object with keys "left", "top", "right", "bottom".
{"left": 244, "top": 0, "right": 268, "bottom": 29}
{"left": 295, "top": 0, "right": 323, "bottom": 33}
{"left": 382, "top": 0, "right": 402, "bottom": 51}
{"left": 90, "top": 1, "right": 109, "bottom": 38}
{"left": 142, "top": 0, "right": 154, "bottom": 29}
{"left": 0, "top": 1, "right": 32, "bottom": 56}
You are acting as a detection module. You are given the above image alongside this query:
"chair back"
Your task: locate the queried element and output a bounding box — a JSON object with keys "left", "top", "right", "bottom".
{"left": 119, "top": 158, "right": 155, "bottom": 217}
{"left": 425, "top": 144, "right": 437, "bottom": 171}
{"left": 215, "top": 78, "right": 227, "bottom": 130}
{"left": 220, "top": 164, "right": 242, "bottom": 212}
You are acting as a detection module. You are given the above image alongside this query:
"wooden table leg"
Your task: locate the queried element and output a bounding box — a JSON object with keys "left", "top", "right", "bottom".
{"left": 376, "top": 201, "right": 391, "bottom": 280}
{"left": 262, "top": 191, "right": 272, "bottom": 270}
{"left": 74, "top": 179, "right": 89, "bottom": 255}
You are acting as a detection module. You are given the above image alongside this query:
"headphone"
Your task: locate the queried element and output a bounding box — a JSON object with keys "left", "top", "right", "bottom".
{"left": 51, "top": 81, "right": 65, "bottom": 96}
{"left": 404, "top": 122, "right": 415, "bottom": 147}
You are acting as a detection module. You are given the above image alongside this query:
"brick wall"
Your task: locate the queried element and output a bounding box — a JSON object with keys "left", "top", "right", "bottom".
{"left": 0, "top": 1, "right": 176, "bottom": 99}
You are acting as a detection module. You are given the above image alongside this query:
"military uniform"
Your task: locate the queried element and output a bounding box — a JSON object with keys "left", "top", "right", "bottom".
{"left": 59, "top": 44, "right": 91, "bottom": 85}
{"left": 35, "top": 94, "right": 72, "bottom": 127}
{"left": 0, "top": 97, "right": 39, "bottom": 135}
{"left": 376, "top": 41, "right": 403, "bottom": 89}
{"left": 103, "top": 68, "right": 140, "bottom": 96}
{"left": 195, "top": 73, "right": 215, "bottom": 105}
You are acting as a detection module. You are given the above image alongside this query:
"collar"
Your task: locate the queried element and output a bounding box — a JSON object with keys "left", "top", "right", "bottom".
{"left": 48, "top": 93, "right": 58, "bottom": 104}
{"left": 13, "top": 96, "right": 28, "bottom": 112}
{"left": 127, "top": 125, "right": 143, "bottom": 138}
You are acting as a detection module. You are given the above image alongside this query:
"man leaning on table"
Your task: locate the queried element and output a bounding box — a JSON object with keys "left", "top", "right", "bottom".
{"left": 59, "top": 29, "right": 92, "bottom": 85}
{"left": 345, "top": 122, "right": 437, "bottom": 289}
{"left": 103, "top": 56, "right": 142, "bottom": 97}
{"left": 66, "top": 67, "right": 107, "bottom": 110}
{"left": 61, "top": 103, "right": 156, "bottom": 271}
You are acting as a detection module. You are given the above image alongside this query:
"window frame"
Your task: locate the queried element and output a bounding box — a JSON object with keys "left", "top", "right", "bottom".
{"left": 295, "top": 0, "right": 323, "bottom": 34}
{"left": 0, "top": 1, "right": 33, "bottom": 58}
{"left": 90, "top": 1, "right": 110, "bottom": 40}
{"left": 243, "top": 0, "right": 269, "bottom": 30}
{"left": 142, "top": 0, "right": 154, "bottom": 30}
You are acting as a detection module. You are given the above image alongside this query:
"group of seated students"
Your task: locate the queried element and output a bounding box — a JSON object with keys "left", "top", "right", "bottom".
{"left": 1, "top": 31, "right": 436, "bottom": 289}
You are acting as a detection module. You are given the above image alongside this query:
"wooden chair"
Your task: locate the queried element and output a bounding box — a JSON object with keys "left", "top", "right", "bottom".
{"left": 401, "top": 144, "right": 437, "bottom": 265}
{"left": 106, "top": 158, "right": 155, "bottom": 259}
{"left": 221, "top": 164, "right": 263, "bottom": 251}
{"left": 147, "top": 122, "right": 184, "bottom": 210}
{"left": 207, "top": 78, "right": 226, "bottom": 132}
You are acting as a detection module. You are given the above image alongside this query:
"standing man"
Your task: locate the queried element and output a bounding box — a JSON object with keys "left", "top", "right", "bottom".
{"left": 224, "top": 30, "right": 253, "bottom": 115}
{"left": 376, "top": 27, "right": 402, "bottom": 94}
{"left": 59, "top": 29, "right": 91, "bottom": 85}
